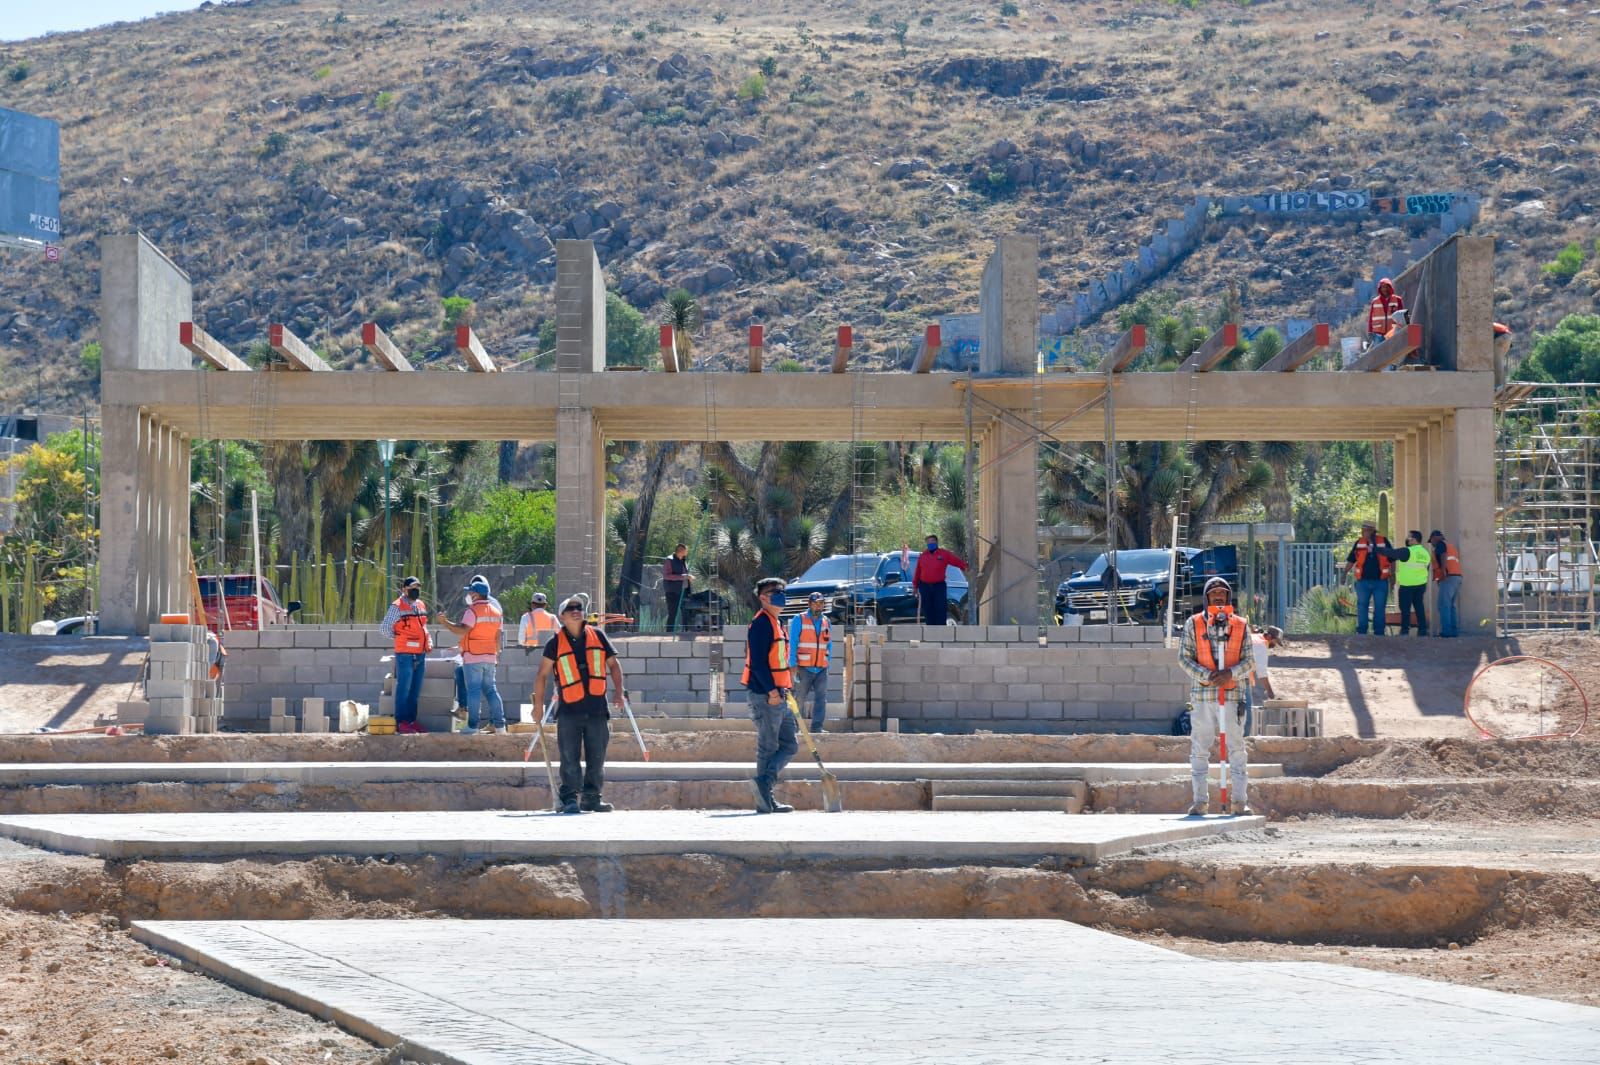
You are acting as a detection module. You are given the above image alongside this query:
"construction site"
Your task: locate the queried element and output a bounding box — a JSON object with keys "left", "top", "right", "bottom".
{"left": 0, "top": 218, "right": 1595, "bottom": 1063}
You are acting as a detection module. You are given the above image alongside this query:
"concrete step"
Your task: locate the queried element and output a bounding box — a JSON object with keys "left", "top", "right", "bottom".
{"left": 931, "top": 794, "right": 1083, "bottom": 813}
{"left": 931, "top": 779, "right": 1088, "bottom": 799}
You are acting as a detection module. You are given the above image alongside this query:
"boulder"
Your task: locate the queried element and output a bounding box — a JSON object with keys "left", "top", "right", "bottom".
{"left": 886, "top": 158, "right": 929, "bottom": 180}
{"left": 704, "top": 130, "right": 732, "bottom": 157}
{"left": 732, "top": 133, "right": 762, "bottom": 152}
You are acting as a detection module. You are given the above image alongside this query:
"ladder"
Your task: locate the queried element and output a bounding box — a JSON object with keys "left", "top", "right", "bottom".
{"left": 1164, "top": 369, "right": 1203, "bottom": 646}
{"left": 848, "top": 371, "right": 878, "bottom": 628}
{"left": 702, "top": 373, "right": 725, "bottom": 716}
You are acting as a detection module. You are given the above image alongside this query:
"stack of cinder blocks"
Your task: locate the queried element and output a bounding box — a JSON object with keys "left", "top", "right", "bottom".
{"left": 134, "top": 623, "right": 220, "bottom": 735}
{"left": 267, "top": 696, "right": 330, "bottom": 733}
{"left": 376, "top": 657, "right": 463, "bottom": 732}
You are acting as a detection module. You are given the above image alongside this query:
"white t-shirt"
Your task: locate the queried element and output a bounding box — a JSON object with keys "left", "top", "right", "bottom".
{"left": 1250, "top": 634, "right": 1270, "bottom": 680}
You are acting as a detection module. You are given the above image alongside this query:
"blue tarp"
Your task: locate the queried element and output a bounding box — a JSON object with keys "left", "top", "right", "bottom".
{"left": 0, "top": 106, "right": 61, "bottom": 244}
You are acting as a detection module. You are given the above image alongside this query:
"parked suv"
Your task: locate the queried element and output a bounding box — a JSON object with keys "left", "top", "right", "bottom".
{"left": 197, "top": 574, "right": 301, "bottom": 632}
{"left": 784, "top": 552, "right": 969, "bottom": 625}
{"left": 1054, "top": 546, "right": 1239, "bottom": 625}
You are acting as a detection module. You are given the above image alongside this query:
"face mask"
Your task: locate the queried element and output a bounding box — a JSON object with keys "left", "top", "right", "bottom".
{"left": 768, "top": 592, "right": 787, "bottom": 608}
{"left": 405, "top": 588, "right": 420, "bottom": 601}
{"left": 926, "top": 541, "right": 937, "bottom": 551}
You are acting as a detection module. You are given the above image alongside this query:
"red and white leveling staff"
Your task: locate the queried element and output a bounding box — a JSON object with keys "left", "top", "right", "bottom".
{"left": 1209, "top": 612, "right": 1233, "bottom": 809}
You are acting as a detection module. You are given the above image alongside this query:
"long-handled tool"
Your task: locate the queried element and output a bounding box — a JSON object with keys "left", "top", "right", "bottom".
{"left": 618, "top": 695, "right": 649, "bottom": 761}
{"left": 1215, "top": 698, "right": 1231, "bottom": 810}
{"left": 786, "top": 692, "right": 843, "bottom": 812}
{"left": 524, "top": 693, "right": 559, "bottom": 811}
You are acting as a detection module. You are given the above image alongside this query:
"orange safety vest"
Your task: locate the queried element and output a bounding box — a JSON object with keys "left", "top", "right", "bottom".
{"left": 460, "top": 598, "right": 503, "bottom": 656}
{"left": 741, "top": 611, "right": 792, "bottom": 690}
{"left": 391, "top": 596, "right": 433, "bottom": 654}
{"left": 521, "top": 608, "right": 558, "bottom": 645}
{"left": 554, "top": 625, "right": 609, "bottom": 704}
{"left": 1351, "top": 536, "right": 1393, "bottom": 581}
{"left": 1431, "top": 541, "right": 1463, "bottom": 581}
{"left": 794, "top": 612, "right": 830, "bottom": 669}
{"left": 1192, "top": 610, "right": 1248, "bottom": 703}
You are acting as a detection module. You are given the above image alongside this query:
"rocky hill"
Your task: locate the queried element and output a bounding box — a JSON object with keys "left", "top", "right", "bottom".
{"left": 0, "top": 0, "right": 1596, "bottom": 411}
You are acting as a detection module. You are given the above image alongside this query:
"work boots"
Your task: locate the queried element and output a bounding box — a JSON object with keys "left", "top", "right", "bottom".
{"left": 1228, "top": 800, "right": 1253, "bottom": 816}
{"left": 1186, "top": 801, "right": 1209, "bottom": 817}
{"left": 580, "top": 797, "right": 614, "bottom": 813}
{"left": 749, "top": 779, "right": 793, "bottom": 814}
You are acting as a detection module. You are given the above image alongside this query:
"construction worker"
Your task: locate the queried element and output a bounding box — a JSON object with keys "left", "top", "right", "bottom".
{"left": 1393, "top": 529, "right": 1431, "bottom": 636}
{"left": 1429, "top": 530, "right": 1464, "bottom": 638}
{"left": 788, "top": 591, "right": 833, "bottom": 733}
{"left": 911, "top": 534, "right": 967, "bottom": 626}
{"left": 744, "top": 577, "right": 797, "bottom": 813}
{"left": 1367, "top": 277, "right": 1404, "bottom": 346}
{"left": 1343, "top": 521, "right": 1394, "bottom": 636}
{"left": 518, "top": 592, "right": 558, "bottom": 650}
{"left": 435, "top": 579, "right": 507, "bottom": 734}
{"left": 1177, "top": 577, "right": 1256, "bottom": 816}
{"left": 532, "top": 594, "right": 626, "bottom": 813}
{"left": 450, "top": 573, "right": 501, "bottom": 720}
{"left": 378, "top": 576, "right": 433, "bottom": 734}
{"left": 662, "top": 543, "right": 692, "bottom": 632}
{"left": 1245, "top": 625, "right": 1283, "bottom": 736}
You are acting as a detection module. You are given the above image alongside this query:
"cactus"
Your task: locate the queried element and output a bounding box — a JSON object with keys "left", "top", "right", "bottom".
{"left": 1377, "top": 490, "right": 1390, "bottom": 541}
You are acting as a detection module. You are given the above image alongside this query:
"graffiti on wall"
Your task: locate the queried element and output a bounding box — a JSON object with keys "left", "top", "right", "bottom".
{"left": 1266, "top": 190, "right": 1370, "bottom": 213}
{"left": 1372, "top": 193, "right": 1457, "bottom": 215}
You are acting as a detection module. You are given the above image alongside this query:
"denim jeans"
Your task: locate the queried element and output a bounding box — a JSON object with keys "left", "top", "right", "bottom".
{"left": 1354, "top": 578, "right": 1389, "bottom": 635}
{"left": 454, "top": 665, "right": 467, "bottom": 708}
{"left": 557, "top": 712, "right": 610, "bottom": 805}
{"left": 393, "top": 652, "right": 426, "bottom": 725}
{"left": 1437, "top": 575, "right": 1462, "bottom": 637}
{"left": 1397, "top": 584, "right": 1428, "bottom": 636}
{"left": 462, "top": 661, "right": 505, "bottom": 729}
{"left": 748, "top": 689, "right": 798, "bottom": 792}
{"left": 793, "top": 668, "right": 829, "bottom": 731}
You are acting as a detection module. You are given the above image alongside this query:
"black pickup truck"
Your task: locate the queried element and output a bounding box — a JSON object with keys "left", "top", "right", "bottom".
{"left": 1054, "top": 545, "right": 1239, "bottom": 625}
{"left": 783, "top": 552, "right": 970, "bottom": 625}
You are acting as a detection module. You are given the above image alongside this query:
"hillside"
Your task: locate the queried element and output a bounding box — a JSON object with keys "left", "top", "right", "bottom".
{"left": 0, "top": 0, "right": 1597, "bottom": 411}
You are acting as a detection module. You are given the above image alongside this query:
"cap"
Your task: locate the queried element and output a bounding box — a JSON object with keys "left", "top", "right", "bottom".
{"left": 469, "top": 573, "right": 488, "bottom": 586}
{"left": 1360, "top": 519, "right": 1376, "bottom": 528}
{"left": 1202, "top": 576, "right": 1233, "bottom": 599}
{"left": 467, "top": 579, "right": 491, "bottom": 597}
{"left": 808, "top": 592, "right": 824, "bottom": 602}
{"left": 1429, "top": 529, "right": 1444, "bottom": 540}
{"left": 399, "top": 576, "right": 421, "bottom": 589}
{"left": 532, "top": 592, "right": 548, "bottom": 605}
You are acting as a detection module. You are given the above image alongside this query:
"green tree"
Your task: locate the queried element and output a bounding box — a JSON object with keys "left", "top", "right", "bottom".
{"left": 1247, "top": 328, "right": 1283, "bottom": 370}
{"left": 1514, "top": 314, "right": 1600, "bottom": 383}
{"left": 440, "top": 486, "right": 556, "bottom": 565}
{"left": 79, "top": 341, "right": 102, "bottom": 378}
{"left": 737, "top": 72, "right": 768, "bottom": 101}
{"left": 663, "top": 289, "right": 701, "bottom": 368}
{"left": 605, "top": 292, "right": 658, "bottom": 367}
{"left": 441, "top": 296, "right": 474, "bottom": 329}
{"left": 1541, "top": 242, "right": 1585, "bottom": 280}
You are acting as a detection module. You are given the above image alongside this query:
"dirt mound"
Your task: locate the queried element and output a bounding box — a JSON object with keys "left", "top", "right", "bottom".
{"left": 1327, "top": 737, "right": 1600, "bottom": 780}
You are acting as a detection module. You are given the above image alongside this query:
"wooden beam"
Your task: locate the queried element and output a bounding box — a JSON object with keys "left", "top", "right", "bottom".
{"left": 911, "top": 324, "right": 941, "bottom": 373}
{"left": 1260, "top": 323, "right": 1331, "bottom": 373}
{"left": 832, "top": 325, "right": 852, "bottom": 374}
{"left": 747, "top": 324, "right": 763, "bottom": 373}
{"left": 360, "top": 322, "right": 414, "bottom": 372}
{"left": 454, "top": 325, "right": 496, "bottom": 372}
{"left": 1098, "top": 325, "right": 1147, "bottom": 375}
{"left": 1347, "top": 324, "right": 1422, "bottom": 372}
{"left": 178, "top": 322, "right": 250, "bottom": 371}
{"left": 267, "top": 323, "right": 332, "bottom": 371}
{"left": 658, "top": 325, "right": 678, "bottom": 373}
{"left": 1178, "top": 323, "right": 1239, "bottom": 372}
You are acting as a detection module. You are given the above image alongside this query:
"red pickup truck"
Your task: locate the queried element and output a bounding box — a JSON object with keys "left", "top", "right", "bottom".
{"left": 197, "top": 574, "right": 301, "bottom": 632}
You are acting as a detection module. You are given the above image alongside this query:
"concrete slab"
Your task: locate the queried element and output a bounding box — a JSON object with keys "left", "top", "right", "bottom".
{"left": 0, "top": 760, "right": 1284, "bottom": 786}
{"left": 132, "top": 919, "right": 1600, "bottom": 1065}
{"left": 0, "top": 810, "right": 1263, "bottom": 863}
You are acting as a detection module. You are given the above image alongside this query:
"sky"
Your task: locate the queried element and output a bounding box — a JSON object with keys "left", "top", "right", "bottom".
{"left": 4, "top": 2, "right": 206, "bottom": 43}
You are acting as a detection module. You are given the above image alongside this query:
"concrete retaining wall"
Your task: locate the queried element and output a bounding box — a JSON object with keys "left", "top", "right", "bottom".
{"left": 219, "top": 623, "right": 1185, "bottom": 733}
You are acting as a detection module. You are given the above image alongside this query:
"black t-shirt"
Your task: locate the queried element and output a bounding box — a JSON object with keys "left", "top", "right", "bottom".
{"left": 543, "top": 625, "right": 617, "bottom": 718}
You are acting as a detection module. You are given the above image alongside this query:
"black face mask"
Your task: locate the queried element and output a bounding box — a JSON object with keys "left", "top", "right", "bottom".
{"left": 405, "top": 588, "right": 421, "bottom": 601}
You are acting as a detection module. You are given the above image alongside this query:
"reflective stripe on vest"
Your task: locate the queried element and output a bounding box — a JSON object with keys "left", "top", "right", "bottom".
{"left": 1396, "top": 544, "right": 1431, "bottom": 587}
{"left": 741, "top": 612, "right": 792, "bottom": 689}
{"left": 521, "top": 609, "right": 558, "bottom": 645}
{"left": 1432, "top": 542, "right": 1463, "bottom": 581}
{"left": 1192, "top": 611, "right": 1248, "bottom": 704}
{"left": 392, "top": 596, "right": 432, "bottom": 654}
{"left": 795, "top": 612, "right": 830, "bottom": 669}
{"left": 461, "top": 599, "right": 503, "bottom": 656}
{"left": 554, "top": 625, "right": 608, "bottom": 704}
{"left": 1352, "top": 537, "right": 1393, "bottom": 580}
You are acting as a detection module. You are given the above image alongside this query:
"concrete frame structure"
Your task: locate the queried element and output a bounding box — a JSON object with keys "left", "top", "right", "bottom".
{"left": 96, "top": 232, "right": 1500, "bottom": 636}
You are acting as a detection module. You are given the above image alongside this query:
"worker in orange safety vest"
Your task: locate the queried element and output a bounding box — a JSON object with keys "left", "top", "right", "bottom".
{"left": 533, "top": 594, "right": 626, "bottom": 813}
{"left": 744, "top": 577, "right": 797, "bottom": 814}
{"left": 1429, "top": 530, "right": 1464, "bottom": 638}
{"left": 1177, "top": 577, "right": 1256, "bottom": 817}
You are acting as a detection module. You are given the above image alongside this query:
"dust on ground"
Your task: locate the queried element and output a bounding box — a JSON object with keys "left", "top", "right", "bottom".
{"left": 0, "top": 635, "right": 147, "bottom": 735}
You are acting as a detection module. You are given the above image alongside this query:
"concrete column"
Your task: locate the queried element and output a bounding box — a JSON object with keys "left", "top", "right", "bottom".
{"left": 1400, "top": 430, "right": 1422, "bottom": 540}
{"left": 1414, "top": 424, "right": 1433, "bottom": 544}
{"left": 1426, "top": 419, "right": 1447, "bottom": 537}
{"left": 1390, "top": 434, "right": 1407, "bottom": 541}
{"left": 553, "top": 240, "right": 607, "bottom": 606}
{"left": 97, "top": 235, "right": 193, "bottom": 634}
{"left": 1452, "top": 407, "right": 1497, "bottom": 631}
{"left": 979, "top": 234, "right": 1040, "bottom": 374}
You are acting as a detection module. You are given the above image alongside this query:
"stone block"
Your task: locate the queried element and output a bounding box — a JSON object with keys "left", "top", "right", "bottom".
{"left": 115, "top": 700, "right": 150, "bottom": 725}
{"left": 992, "top": 701, "right": 1030, "bottom": 719}
{"left": 330, "top": 629, "right": 368, "bottom": 648}
{"left": 953, "top": 627, "right": 985, "bottom": 643}
{"left": 961, "top": 702, "right": 994, "bottom": 719}
{"left": 645, "top": 659, "right": 678, "bottom": 674}
{"left": 1006, "top": 683, "right": 1045, "bottom": 701}
{"left": 225, "top": 664, "right": 259, "bottom": 685}
{"left": 302, "top": 697, "right": 325, "bottom": 715}
{"left": 1045, "top": 626, "right": 1083, "bottom": 643}
{"left": 294, "top": 665, "right": 332, "bottom": 684}
{"left": 1079, "top": 683, "right": 1113, "bottom": 701}
{"left": 1098, "top": 666, "right": 1135, "bottom": 684}
{"left": 278, "top": 649, "right": 317, "bottom": 666}
{"left": 973, "top": 683, "right": 1009, "bottom": 701}
{"left": 986, "top": 625, "right": 1020, "bottom": 643}
{"left": 921, "top": 627, "right": 953, "bottom": 642}
{"left": 1027, "top": 702, "right": 1064, "bottom": 719}
{"left": 1080, "top": 625, "right": 1113, "bottom": 643}
{"left": 148, "top": 641, "right": 193, "bottom": 662}
{"left": 294, "top": 629, "right": 332, "bottom": 648}
{"left": 268, "top": 716, "right": 295, "bottom": 734}
{"left": 301, "top": 714, "right": 329, "bottom": 733}
{"left": 270, "top": 696, "right": 288, "bottom": 716}
{"left": 1111, "top": 684, "right": 1150, "bottom": 702}
{"left": 257, "top": 629, "right": 294, "bottom": 648}
{"left": 992, "top": 666, "right": 1028, "bottom": 684}
{"left": 1026, "top": 666, "right": 1064, "bottom": 685}
{"left": 143, "top": 714, "right": 192, "bottom": 737}
{"left": 972, "top": 648, "right": 1007, "bottom": 666}
{"left": 661, "top": 642, "right": 694, "bottom": 658}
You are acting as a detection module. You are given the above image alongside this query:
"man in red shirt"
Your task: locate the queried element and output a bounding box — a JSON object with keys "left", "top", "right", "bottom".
{"left": 911, "top": 534, "right": 967, "bottom": 626}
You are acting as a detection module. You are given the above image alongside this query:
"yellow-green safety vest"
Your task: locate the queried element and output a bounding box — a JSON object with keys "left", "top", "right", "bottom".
{"left": 1396, "top": 544, "right": 1431, "bottom": 587}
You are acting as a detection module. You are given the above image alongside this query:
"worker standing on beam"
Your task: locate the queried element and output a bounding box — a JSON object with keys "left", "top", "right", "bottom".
{"left": 1429, "top": 530, "right": 1464, "bottom": 638}
{"left": 1178, "top": 577, "right": 1255, "bottom": 817}
{"left": 1366, "top": 278, "right": 1404, "bottom": 347}
{"left": 911, "top": 534, "right": 967, "bottom": 627}
{"left": 378, "top": 576, "right": 433, "bottom": 735}
{"left": 1393, "top": 530, "right": 1432, "bottom": 637}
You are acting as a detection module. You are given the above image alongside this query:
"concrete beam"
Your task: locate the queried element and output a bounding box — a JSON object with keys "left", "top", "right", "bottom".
{"left": 1260, "top": 324, "right": 1331, "bottom": 373}
{"left": 659, "top": 326, "right": 678, "bottom": 374}
{"left": 454, "top": 326, "right": 497, "bottom": 372}
{"left": 1452, "top": 407, "right": 1497, "bottom": 631}
{"left": 748, "top": 325, "right": 763, "bottom": 373}
{"left": 832, "top": 326, "right": 852, "bottom": 374}
{"left": 980, "top": 235, "right": 1040, "bottom": 375}
{"left": 1347, "top": 325, "right": 1421, "bottom": 372}
{"left": 360, "top": 323, "right": 413, "bottom": 372}
{"left": 1178, "top": 323, "right": 1239, "bottom": 372}
{"left": 179, "top": 322, "right": 250, "bottom": 371}
{"left": 1098, "top": 326, "right": 1147, "bottom": 375}
{"left": 556, "top": 240, "right": 605, "bottom": 373}
{"left": 268, "top": 324, "right": 332, "bottom": 372}
{"left": 911, "top": 324, "right": 941, "bottom": 374}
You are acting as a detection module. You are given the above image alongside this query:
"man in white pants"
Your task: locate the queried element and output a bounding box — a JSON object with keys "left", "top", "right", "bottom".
{"left": 1177, "top": 577, "right": 1256, "bottom": 816}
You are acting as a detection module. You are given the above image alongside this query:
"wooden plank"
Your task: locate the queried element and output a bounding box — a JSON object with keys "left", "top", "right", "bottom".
{"left": 1347, "top": 324, "right": 1422, "bottom": 372}
{"left": 1098, "top": 325, "right": 1147, "bottom": 375}
{"left": 832, "top": 325, "right": 852, "bottom": 374}
{"left": 360, "top": 322, "right": 413, "bottom": 372}
{"left": 911, "top": 324, "right": 941, "bottom": 373}
{"left": 658, "top": 325, "right": 678, "bottom": 373}
{"left": 454, "top": 325, "right": 497, "bottom": 372}
{"left": 179, "top": 322, "right": 251, "bottom": 371}
{"left": 1260, "top": 323, "right": 1331, "bottom": 373}
{"left": 1178, "top": 323, "right": 1239, "bottom": 372}
{"left": 748, "top": 324, "right": 763, "bottom": 373}
{"left": 267, "top": 324, "right": 332, "bottom": 372}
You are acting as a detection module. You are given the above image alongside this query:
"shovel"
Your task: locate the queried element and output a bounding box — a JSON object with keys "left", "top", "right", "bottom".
{"left": 785, "top": 692, "right": 843, "bottom": 812}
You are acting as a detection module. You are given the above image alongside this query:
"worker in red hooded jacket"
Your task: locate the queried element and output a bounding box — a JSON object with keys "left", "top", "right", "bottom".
{"left": 1367, "top": 278, "right": 1404, "bottom": 346}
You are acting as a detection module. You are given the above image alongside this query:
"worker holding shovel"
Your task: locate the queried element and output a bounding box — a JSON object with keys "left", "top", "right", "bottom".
{"left": 744, "top": 577, "right": 798, "bottom": 814}
{"left": 1177, "top": 577, "right": 1256, "bottom": 817}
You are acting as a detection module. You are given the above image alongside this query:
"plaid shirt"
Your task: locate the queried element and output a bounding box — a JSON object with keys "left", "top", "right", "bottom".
{"left": 1177, "top": 611, "right": 1256, "bottom": 710}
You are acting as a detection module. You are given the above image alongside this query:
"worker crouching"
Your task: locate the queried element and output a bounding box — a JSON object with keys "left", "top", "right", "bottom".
{"left": 533, "top": 595, "right": 626, "bottom": 814}
{"left": 1177, "top": 577, "right": 1256, "bottom": 817}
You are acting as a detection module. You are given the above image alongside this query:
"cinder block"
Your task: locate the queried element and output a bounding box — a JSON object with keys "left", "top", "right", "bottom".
{"left": 279, "top": 649, "right": 317, "bottom": 666}
{"left": 293, "top": 629, "right": 332, "bottom": 648}
{"left": 992, "top": 700, "right": 1029, "bottom": 719}
{"left": 661, "top": 641, "right": 694, "bottom": 658}
{"left": 987, "top": 625, "right": 1019, "bottom": 642}
{"left": 224, "top": 629, "right": 260, "bottom": 650}
{"left": 268, "top": 716, "right": 295, "bottom": 733}
{"left": 294, "top": 665, "right": 332, "bottom": 684}
{"left": 1079, "top": 683, "right": 1113, "bottom": 701}
{"left": 257, "top": 629, "right": 294, "bottom": 648}
{"left": 991, "top": 665, "right": 1027, "bottom": 684}
{"left": 1097, "top": 666, "right": 1135, "bottom": 684}
{"left": 270, "top": 697, "right": 288, "bottom": 715}
{"left": 1027, "top": 702, "right": 1064, "bottom": 719}
{"left": 302, "top": 697, "right": 325, "bottom": 716}
{"left": 300, "top": 714, "right": 328, "bottom": 733}
{"left": 148, "top": 642, "right": 193, "bottom": 662}
{"left": 1080, "top": 625, "right": 1113, "bottom": 643}
{"left": 1006, "top": 683, "right": 1045, "bottom": 701}
{"left": 330, "top": 629, "right": 368, "bottom": 648}
{"left": 115, "top": 700, "right": 150, "bottom": 725}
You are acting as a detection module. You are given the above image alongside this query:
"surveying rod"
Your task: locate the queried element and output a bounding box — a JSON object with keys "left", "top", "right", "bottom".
{"left": 1210, "top": 613, "right": 1232, "bottom": 808}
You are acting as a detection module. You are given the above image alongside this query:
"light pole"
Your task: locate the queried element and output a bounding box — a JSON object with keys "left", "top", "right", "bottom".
{"left": 378, "top": 439, "right": 396, "bottom": 594}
